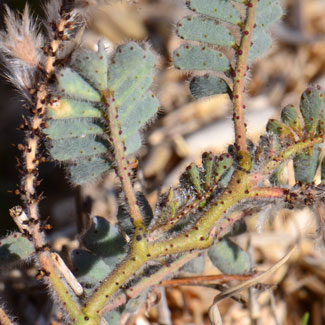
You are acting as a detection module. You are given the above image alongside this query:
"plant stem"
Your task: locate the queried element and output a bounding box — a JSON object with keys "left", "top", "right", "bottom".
{"left": 232, "top": 0, "right": 258, "bottom": 170}
{"left": 39, "top": 252, "right": 83, "bottom": 322}
{"left": 82, "top": 134, "right": 323, "bottom": 322}
{"left": 18, "top": 11, "right": 85, "bottom": 323}
{"left": 103, "top": 93, "right": 144, "bottom": 229}
{"left": 82, "top": 250, "right": 148, "bottom": 321}
{"left": 100, "top": 252, "right": 200, "bottom": 315}
{"left": 263, "top": 136, "right": 324, "bottom": 174}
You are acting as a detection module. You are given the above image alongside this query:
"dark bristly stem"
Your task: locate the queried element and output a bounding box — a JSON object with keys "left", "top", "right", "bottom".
{"left": 232, "top": 0, "right": 258, "bottom": 171}
{"left": 19, "top": 11, "right": 84, "bottom": 323}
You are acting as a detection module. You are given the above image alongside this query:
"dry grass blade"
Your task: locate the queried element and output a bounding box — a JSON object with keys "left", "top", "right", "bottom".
{"left": 211, "top": 245, "right": 297, "bottom": 305}
{"left": 209, "top": 302, "right": 223, "bottom": 325}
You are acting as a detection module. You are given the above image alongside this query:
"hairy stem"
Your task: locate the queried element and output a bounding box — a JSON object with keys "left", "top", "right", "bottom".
{"left": 101, "top": 252, "right": 200, "bottom": 315}
{"left": 82, "top": 134, "right": 322, "bottom": 322}
{"left": 18, "top": 10, "right": 85, "bottom": 323}
{"left": 232, "top": 0, "right": 258, "bottom": 170}
{"left": 39, "top": 252, "right": 82, "bottom": 322}
{"left": 263, "top": 136, "right": 324, "bottom": 174}
{"left": 103, "top": 93, "right": 144, "bottom": 229}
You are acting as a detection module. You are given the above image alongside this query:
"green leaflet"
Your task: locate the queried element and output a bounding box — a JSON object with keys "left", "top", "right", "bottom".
{"left": 82, "top": 216, "right": 127, "bottom": 267}
{"left": 248, "top": 29, "right": 272, "bottom": 62}
{"left": 187, "top": 163, "right": 202, "bottom": 193}
{"left": 189, "top": 75, "right": 229, "bottom": 99}
{"left": 46, "top": 118, "right": 104, "bottom": 139}
{"left": 71, "top": 216, "right": 127, "bottom": 297}
{"left": 57, "top": 68, "right": 101, "bottom": 102}
{"left": 300, "top": 87, "right": 325, "bottom": 136}
{"left": 249, "top": 0, "right": 283, "bottom": 61}
{"left": 68, "top": 156, "right": 110, "bottom": 185}
{"left": 208, "top": 238, "right": 251, "bottom": 275}
{"left": 214, "top": 153, "right": 233, "bottom": 184}
{"left": 176, "top": 16, "right": 235, "bottom": 47}
{"left": 255, "top": 0, "right": 283, "bottom": 28}
{"left": 73, "top": 41, "right": 108, "bottom": 92}
{"left": 187, "top": 0, "right": 241, "bottom": 25}
{"left": 293, "top": 145, "right": 321, "bottom": 184}
{"left": 281, "top": 104, "right": 302, "bottom": 136}
{"left": 202, "top": 151, "right": 214, "bottom": 190}
{"left": 173, "top": 44, "right": 229, "bottom": 72}
{"left": 71, "top": 249, "right": 112, "bottom": 286}
{"left": 49, "top": 136, "right": 108, "bottom": 161}
{"left": 47, "top": 99, "right": 102, "bottom": 119}
{"left": 0, "top": 232, "right": 34, "bottom": 266}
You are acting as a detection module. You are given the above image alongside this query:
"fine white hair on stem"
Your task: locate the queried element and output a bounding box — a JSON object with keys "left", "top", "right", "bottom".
{"left": 0, "top": 4, "right": 44, "bottom": 94}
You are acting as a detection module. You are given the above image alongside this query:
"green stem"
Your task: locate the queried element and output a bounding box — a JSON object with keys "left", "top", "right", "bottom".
{"left": 232, "top": 0, "right": 258, "bottom": 170}
{"left": 101, "top": 252, "right": 199, "bottom": 315}
{"left": 82, "top": 135, "right": 323, "bottom": 323}
{"left": 39, "top": 252, "right": 83, "bottom": 322}
{"left": 263, "top": 136, "right": 324, "bottom": 174}
{"left": 82, "top": 236, "right": 150, "bottom": 320}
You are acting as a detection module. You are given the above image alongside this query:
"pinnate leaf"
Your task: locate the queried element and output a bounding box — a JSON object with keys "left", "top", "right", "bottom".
{"left": 45, "top": 41, "right": 159, "bottom": 185}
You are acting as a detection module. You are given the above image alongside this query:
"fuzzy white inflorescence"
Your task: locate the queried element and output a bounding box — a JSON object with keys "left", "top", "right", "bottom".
{"left": 0, "top": 5, "right": 44, "bottom": 94}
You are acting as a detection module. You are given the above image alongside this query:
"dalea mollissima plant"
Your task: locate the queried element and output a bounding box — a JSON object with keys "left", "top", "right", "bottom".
{"left": 0, "top": 0, "right": 324, "bottom": 324}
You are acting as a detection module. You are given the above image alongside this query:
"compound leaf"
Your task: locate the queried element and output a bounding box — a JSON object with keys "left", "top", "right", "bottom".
{"left": 45, "top": 41, "right": 159, "bottom": 185}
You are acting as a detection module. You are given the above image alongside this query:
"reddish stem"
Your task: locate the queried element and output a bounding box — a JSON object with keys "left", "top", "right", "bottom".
{"left": 232, "top": 0, "right": 258, "bottom": 170}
